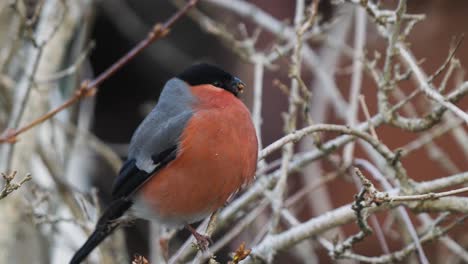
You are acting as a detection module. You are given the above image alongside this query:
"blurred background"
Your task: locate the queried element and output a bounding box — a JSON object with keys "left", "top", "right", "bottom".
{"left": 0, "top": 0, "right": 467, "bottom": 263}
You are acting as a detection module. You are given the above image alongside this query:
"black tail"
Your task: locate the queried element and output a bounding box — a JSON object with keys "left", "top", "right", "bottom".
{"left": 70, "top": 198, "right": 133, "bottom": 264}
{"left": 69, "top": 225, "right": 118, "bottom": 264}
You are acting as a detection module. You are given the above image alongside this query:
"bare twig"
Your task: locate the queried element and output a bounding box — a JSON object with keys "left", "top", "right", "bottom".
{"left": 343, "top": 5, "right": 367, "bottom": 166}
{"left": 335, "top": 215, "right": 468, "bottom": 263}
{"left": 0, "top": 0, "right": 199, "bottom": 144}
{"left": 0, "top": 171, "right": 32, "bottom": 199}
{"left": 397, "top": 43, "right": 468, "bottom": 124}
{"left": 359, "top": 95, "right": 378, "bottom": 140}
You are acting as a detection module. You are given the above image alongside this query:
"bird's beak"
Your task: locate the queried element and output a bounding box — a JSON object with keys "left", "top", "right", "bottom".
{"left": 233, "top": 77, "right": 245, "bottom": 94}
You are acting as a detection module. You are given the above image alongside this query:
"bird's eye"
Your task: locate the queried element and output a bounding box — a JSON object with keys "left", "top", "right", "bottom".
{"left": 212, "top": 81, "right": 221, "bottom": 87}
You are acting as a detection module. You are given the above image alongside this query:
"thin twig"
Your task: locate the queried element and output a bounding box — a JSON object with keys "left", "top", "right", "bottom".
{"left": 0, "top": 171, "right": 32, "bottom": 199}
{"left": 397, "top": 43, "right": 468, "bottom": 124}
{"left": 0, "top": 0, "right": 199, "bottom": 144}
{"left": 343, "top": 4, "right": 367, "bottom": 166}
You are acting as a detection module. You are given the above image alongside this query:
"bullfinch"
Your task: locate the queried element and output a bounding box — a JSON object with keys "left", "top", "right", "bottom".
{"left": 70, "top": 63, "right": 258, "bottom": 263}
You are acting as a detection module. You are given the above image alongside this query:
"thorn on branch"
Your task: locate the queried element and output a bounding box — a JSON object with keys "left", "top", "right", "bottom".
{"left": 76, "top": 80, "right": 96, "bottom": 98}
{"left": 149, "top": 23, "right": 170, "bottom": 39}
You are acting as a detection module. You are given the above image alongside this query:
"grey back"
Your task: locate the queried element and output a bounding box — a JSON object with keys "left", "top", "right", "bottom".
{"left": 128, "top": 78, "right": 195, "bottom": 172}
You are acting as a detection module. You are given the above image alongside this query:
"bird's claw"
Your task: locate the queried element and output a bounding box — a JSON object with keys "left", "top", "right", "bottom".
{"left": 192, "top": 232, "right": 212, "bottom": 251}
{"left": 186, "top": 225, "right": 212, "bottom": 251}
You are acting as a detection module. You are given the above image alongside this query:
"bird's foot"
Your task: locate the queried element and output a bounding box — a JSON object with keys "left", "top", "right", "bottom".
{"left": 185, "top": 225, "right": 212, "bottom": 251}
{"left": 159, "top": 238, "right": 169, "bottom": 261}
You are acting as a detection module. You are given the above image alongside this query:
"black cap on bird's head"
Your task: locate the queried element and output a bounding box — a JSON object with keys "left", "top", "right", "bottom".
{"left": 177, "top": 63, "right": 245, "bottom": 97}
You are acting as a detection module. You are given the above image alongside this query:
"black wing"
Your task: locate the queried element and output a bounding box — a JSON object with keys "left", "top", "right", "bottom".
{"left": 111, "top": 145, "right": 178, "bottom": 199}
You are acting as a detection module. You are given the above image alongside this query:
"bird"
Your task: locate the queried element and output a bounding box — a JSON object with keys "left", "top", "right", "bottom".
{"left": 70, "top": 63, "right": 258, "bottom": 263}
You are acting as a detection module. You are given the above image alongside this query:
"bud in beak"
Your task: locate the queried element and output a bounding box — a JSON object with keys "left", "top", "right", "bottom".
{"left": 232, "top": 77, "right": 246, "bottom": 95}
